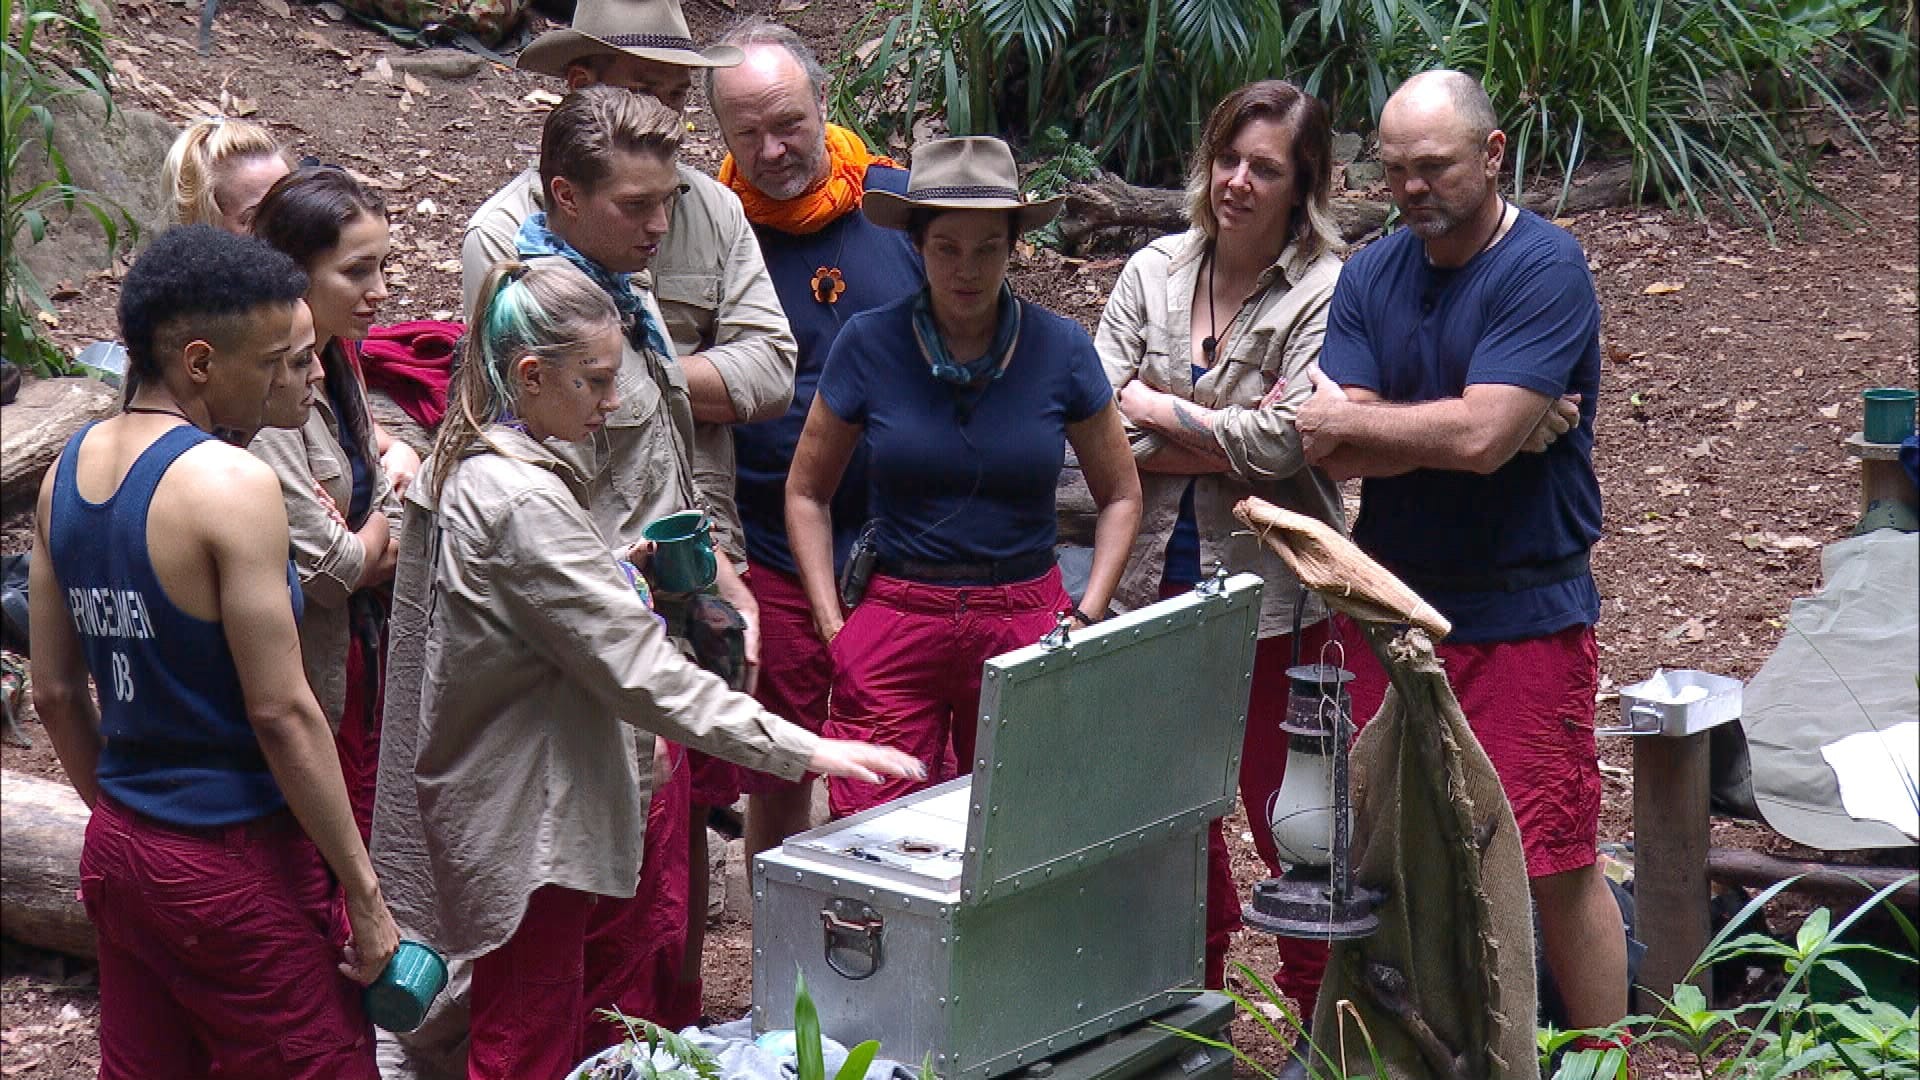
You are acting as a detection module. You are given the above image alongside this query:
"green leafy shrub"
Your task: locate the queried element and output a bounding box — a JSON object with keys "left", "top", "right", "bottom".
{"left": 3, "top": 0, "right": 134, "bottom": 376}
{"left": 833, "top": 0, "right": 1901, "bottom": 232}
{"left": 1543, "top": 874, "right": 1920, "bottom": 1080}
{"left": 833, "top": 0, "right": 1298, "bottom": 186}
{"left": 1428, "top": 0, "right": 1890, "bottom": 233}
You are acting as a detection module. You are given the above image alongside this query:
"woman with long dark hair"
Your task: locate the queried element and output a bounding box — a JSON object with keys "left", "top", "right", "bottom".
{"left": 250, "top": 166, "right": 400, "bottom": 839}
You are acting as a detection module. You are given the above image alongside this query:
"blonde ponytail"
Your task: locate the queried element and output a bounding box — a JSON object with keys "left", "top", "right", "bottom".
{"left": 162, "top": 117, "right": 285, "bottom": 228}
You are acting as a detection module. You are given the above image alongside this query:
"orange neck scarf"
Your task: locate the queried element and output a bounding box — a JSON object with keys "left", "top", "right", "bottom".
{"left": 720, "top": 124, "right": 898, "bottom": 236}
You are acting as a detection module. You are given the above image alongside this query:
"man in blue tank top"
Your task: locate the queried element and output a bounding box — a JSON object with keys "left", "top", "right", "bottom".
{"left": 1296, "top": 70, "right": 1627, "bottom": 1039}
{"left": 29, "top": 225, "right": 400, "bottom": 1079}
{"left": 706, "top": 19, "right": 924, "bottom": 855}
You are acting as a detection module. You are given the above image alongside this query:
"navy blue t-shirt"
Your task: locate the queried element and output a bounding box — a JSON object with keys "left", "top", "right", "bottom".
{"left": 1319, "top": 209, "right": 1603, "bottom": 643}
{"left": 817, "top": 292, "right": 1115, "bottom": 565}
{"left": 734, "top": 165, "right": 922, "bottom": 575}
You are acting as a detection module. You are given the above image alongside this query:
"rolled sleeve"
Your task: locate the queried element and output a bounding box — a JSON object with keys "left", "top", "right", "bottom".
{"left": 1209, "top": 283, "right": 1331, "bottom": 482}
{"left": 249, "top": 426, "right": 365, "bottom": 609}
{"left": 673, "top": 188, "right": 797, "bottom": 424}
{"left": 496, "top": 489, "right": 818, "bottom": 780}
{"left": 1093, "top": 254, "right": 1173, "bottom": 464}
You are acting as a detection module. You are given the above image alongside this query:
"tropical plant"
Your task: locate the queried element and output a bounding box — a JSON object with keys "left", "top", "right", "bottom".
{"left": 1547, "top": 874, "right": 1919, "bottom": 1080}
{"left": 833, "top": 0, "right": 1903, "bottom": 232}
{"left": 1163, "top": 962, "right": 1388, "bottom": 1080}
{"left": 792, "top": 972, "right": 882, "bottom": 1080}
{"left": 579, "top": 1010, "right": 722, "bottom": 1080}
{"left": 1428, "top": 0, "right": 1891, "bottom": 233}
{"left": 833, "top": 0, "right": 1300, "bottom": 186}
{"left": 3, "top": 0, "right": 133, "bottom": 376}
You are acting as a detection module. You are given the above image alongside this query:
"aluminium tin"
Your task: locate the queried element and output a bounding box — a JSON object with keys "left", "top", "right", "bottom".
{"left": 752, "top": 575, "right": 1263, "bottom": 1080}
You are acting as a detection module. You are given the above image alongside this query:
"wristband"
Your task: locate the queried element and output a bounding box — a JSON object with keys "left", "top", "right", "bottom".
{"left": 1069, "top": 605, "right": 1101, "bottom": 625}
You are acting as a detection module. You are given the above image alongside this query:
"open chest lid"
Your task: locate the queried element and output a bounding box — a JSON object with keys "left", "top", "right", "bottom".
{"left": 958, "top": 572, "right": 1263, "bottom": 905}
{"left": 780, "top": 779, "right": 973, "bottom": 895}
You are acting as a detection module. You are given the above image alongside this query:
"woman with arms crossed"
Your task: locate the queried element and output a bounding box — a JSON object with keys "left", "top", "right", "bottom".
{"left": 1097, "top": 80, "right": 1348, "bottom": 997}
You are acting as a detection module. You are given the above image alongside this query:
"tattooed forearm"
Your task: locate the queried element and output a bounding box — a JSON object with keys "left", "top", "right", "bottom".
{"left": 1161, "top": 400, "right": 1228, "bottom": 457}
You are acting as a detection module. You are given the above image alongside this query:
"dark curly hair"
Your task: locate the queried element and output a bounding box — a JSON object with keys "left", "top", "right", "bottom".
{"left": 118, "top": 224, "right": 309, "bottom": 385}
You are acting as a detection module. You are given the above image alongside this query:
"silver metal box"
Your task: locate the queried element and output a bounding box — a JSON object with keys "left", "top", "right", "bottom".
{"left": 752, "top": 575, "right": 1264, "bottom": 1080}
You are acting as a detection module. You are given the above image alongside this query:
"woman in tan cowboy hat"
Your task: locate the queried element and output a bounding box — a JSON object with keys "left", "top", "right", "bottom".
{"left": 785, "top": 135, "right": 1142, "bottom": 818}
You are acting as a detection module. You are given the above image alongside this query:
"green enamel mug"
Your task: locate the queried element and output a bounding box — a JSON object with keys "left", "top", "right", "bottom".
{"left": 1863, "top": 387, "right": 1917, "bottom": 444}
{"left": 364, "top": 940, "right": 448, "bottom": 1033}
{"left": 643, "top": 510, "right": 717, "bottom": 594}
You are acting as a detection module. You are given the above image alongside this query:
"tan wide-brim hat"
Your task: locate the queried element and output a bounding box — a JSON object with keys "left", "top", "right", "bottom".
{"left": 864, "top": 137, "right": 1064, "bottom": 233}
{"left": 519, "top": 0, "right": 741, "bottom": 77}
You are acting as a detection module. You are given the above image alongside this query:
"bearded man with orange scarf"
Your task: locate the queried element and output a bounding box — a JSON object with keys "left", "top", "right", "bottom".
{"left": 705, "top": 18, "right": 924, "bottom": 856}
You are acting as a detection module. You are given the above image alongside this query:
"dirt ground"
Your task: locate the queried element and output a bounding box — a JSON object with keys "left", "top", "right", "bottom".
{"left": 2, "top": 0, "right": 1917, "bottom": 1075}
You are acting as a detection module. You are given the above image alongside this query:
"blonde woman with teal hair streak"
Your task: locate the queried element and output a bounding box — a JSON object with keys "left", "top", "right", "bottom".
{"left": 370, "top": 259, "right": 923, "bottom": 1078}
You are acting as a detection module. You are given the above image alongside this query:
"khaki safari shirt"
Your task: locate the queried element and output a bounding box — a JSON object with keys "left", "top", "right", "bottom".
{"left": 1096, "top": 228, "right": 1347, "bottom": 638}
{"left": 462, "top": 166, "right": 798, "bottom": 561}
{"left": 370, "top": 426, "right": 817, "bottom": 960}
{"left": 249, "top": 382, "right": 399, "bottom": 729}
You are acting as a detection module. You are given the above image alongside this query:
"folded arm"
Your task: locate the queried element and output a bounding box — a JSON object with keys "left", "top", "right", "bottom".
{"left": 1300, "top": 365, "right": 1578, "bottom": 480}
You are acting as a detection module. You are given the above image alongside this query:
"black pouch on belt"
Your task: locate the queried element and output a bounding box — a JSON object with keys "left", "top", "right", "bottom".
{"left": 839, "top": 521, "right": 880, "bottom": 609}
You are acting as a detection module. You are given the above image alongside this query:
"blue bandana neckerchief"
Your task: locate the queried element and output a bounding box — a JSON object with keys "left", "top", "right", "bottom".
{"left": 911, "top": 282, "right": 1021, "bottom": 391}
{"left": 515, "top": 212, "right": 674, "bottom": 360}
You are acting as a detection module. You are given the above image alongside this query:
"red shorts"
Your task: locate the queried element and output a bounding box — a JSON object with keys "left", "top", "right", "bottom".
{"left": 1243, "top": 623, "right": 1341, "bottom": 1014}
{"left": 823, "top": 567, "right": 1071, "bottom": 817}
{"left": 737, "top": 563, "right": 833, "bottom": 798}
{"left": 79, "top": 796, "right": 378, "bottom": 1080}
{"left": 686, "top": 749, "right": 742, "bottom": 808}
{"left": 1156, "top": 582, "right": 1333, "bottom": 1003}
{"left": 1343, "top": 619, "right": 1602, "bottom": 879}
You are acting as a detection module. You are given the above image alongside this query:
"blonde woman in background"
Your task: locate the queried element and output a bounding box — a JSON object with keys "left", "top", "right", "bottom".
{"left": 161, "top": 116, "right": 290, "bottom": 234}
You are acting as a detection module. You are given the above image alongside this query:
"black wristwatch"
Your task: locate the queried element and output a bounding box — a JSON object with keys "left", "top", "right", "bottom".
{"left": 1069, "top": 604, "right": 1103, "bottom": 625}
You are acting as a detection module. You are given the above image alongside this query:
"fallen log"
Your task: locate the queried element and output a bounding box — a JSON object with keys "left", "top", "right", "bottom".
{"left": 1057, "top": 171, "right": 1392, "bottom": 253}
{"left": 1708, "top": 847, "right": 1919, "bottom": 912}
{"left": 0, "top": 376, "right": 119, "bottom": 511}
{"left": 0, "top": 769, "right": 94, "bottom": 958}
{"left": 1055, "top": 161, "right": 1637, "bottom": 256}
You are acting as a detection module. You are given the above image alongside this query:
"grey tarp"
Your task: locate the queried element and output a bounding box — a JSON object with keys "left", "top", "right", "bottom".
{"left": 1744, "top": 529, "right": 1919, "bottom": 852}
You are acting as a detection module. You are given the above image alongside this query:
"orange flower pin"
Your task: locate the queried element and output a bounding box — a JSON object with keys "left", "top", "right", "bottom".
{"left": 811, "top": 266, "right": 846, "bottom": 305}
